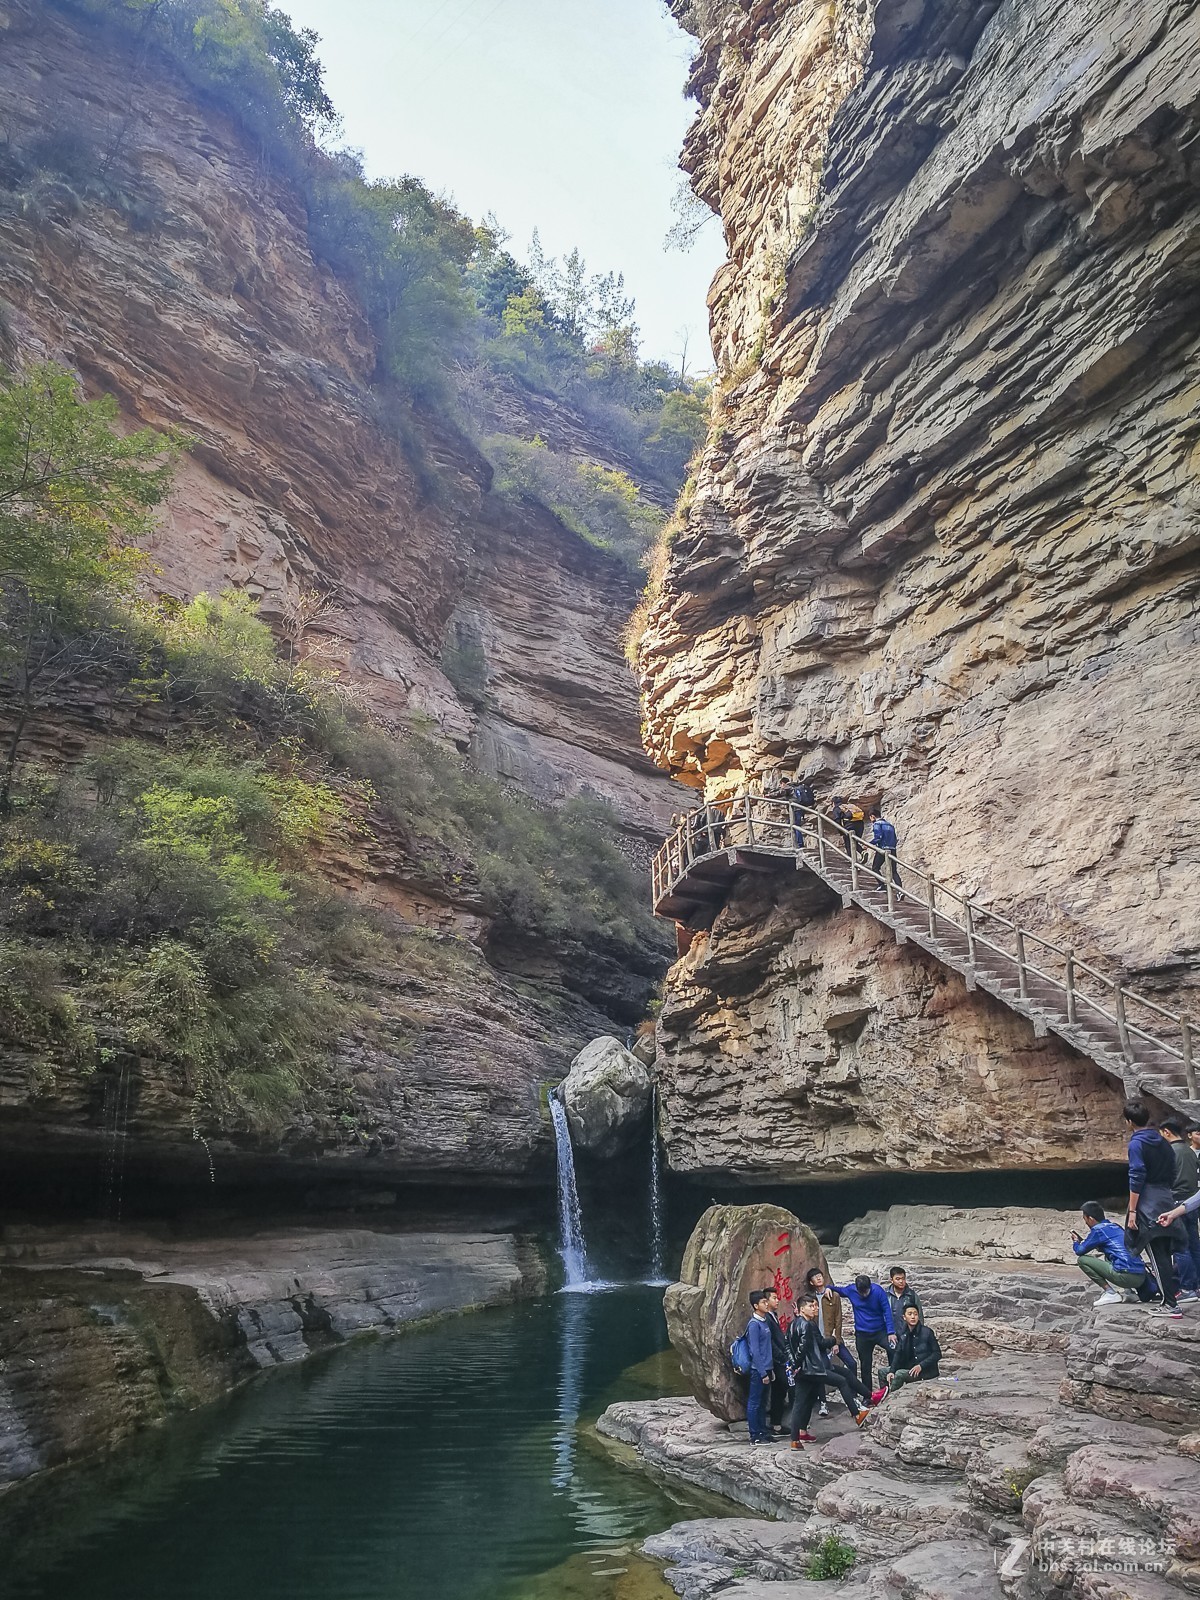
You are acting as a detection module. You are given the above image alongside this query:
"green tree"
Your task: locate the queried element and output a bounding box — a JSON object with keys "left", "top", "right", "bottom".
{"left": 0, "top": 363, "right": 179, "bottom": 807}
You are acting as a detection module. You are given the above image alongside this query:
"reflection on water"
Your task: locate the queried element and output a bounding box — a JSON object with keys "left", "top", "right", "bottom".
{"left": 1, "top": 1285, "right": 696, "bottom": 1600}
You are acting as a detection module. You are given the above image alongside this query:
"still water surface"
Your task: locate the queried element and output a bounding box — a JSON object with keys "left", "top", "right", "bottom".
{"left": 3, "top": 1285, "right": 700, "bottom": 1600}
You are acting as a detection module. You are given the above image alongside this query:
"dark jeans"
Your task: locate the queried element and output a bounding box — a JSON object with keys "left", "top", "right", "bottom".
{"left": 870, "top": 847, "right": 901, "bottom": 886}
{"left": 746, "top": 1374, "right": 771, "bottom": 1442}
{"left": 769, "top": 1373, "right": 791, "bottom": 1427}
{"left": 1149, "top": 1237, "right": 1180, "bottom": 1307}
{"left": 829, "top": 1342, "right": 871, "bottom": 1399}
{"left": 791, "top": 1369, "right": 860, "bottom": 1436}
{"left": 856, "top": 1331, "right": 891, "bottom": 1392}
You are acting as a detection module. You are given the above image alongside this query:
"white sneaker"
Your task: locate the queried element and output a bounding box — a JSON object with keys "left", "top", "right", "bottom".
{"left": 1093, "top": 1288, "right": 1124, "bottom": 1306}
{"left": 817, "top": 1400, "right": 829, "bottom": 1418}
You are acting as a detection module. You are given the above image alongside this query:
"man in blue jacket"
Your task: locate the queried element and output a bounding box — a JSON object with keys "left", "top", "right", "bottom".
{"left": 835, "top": 1273, "right": 896, "bottom": 1392}
{"left": 1071, "top": 1201, "right": 1154, "bottom": 1304}
{"left": 868, "top": 809, "right": 901, "bottom": 887}
{"left": 745, "top": 1289, "right": 775, "bottom": 1444}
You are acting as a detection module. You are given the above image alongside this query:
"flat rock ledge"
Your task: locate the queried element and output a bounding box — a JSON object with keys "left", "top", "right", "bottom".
{"left": 0, "top": 1225, "right": 542, "bottom": 1490}
{"left": 598, "top": 1264, "right": 1200, "bottom": 1598}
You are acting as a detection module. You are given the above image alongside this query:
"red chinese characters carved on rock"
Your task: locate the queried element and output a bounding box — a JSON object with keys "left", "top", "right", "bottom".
{"left": 773, "top": 1234, "right": 794, "bottom": 1328}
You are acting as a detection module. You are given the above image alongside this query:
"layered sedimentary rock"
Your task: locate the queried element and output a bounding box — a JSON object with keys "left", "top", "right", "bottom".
{"left": 642, "top": 0, "right": 1200, "bottom": 1178}
{"left": 0, "top": 0, "right": 675, "bottom": 1180}
{"left": 0, "top": 1224, "right": 540, "bottom": 1488}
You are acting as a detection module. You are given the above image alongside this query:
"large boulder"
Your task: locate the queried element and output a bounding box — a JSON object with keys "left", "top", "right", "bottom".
{"left": 665, "top": 1203, "right": 826, "bottom": 1423}
{"left": 560, "top": 1037, "right": 652, "bottom": 1158}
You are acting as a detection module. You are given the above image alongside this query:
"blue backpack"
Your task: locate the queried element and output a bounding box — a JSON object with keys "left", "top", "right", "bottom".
{"left": 730, "top": 1331, "right": 752, "bottom": 1375}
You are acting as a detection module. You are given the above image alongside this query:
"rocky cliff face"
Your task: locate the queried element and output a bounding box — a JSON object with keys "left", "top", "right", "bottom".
{"left": 642, "top": 0, "right": 1200, "bottom": 1179}
{"left": 0, "top": 0, "right": 674, "bottom": 1183}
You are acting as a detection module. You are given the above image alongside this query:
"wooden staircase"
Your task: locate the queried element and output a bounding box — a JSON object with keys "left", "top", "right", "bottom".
{"left": 652, "top": 796, "right": 1199, "bottom": 1117}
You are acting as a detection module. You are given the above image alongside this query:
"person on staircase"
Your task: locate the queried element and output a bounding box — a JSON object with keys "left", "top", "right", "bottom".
{"left": 1124, "top": 1100, "right": 1186, "bottom": 1318}
{"left": 761, "top": 1286, "right": 792, "bottom": 1435}
{"left": 886, "top": 1265, "right": 923, "bottom": 1326}
{"left": 883, "top": 1304, "right": 942, "bottom": 1392}
{"left": 1071, "top": 1201, "right": 1155, "bottom": 1303}
{"left": 785, "top": 1295, "right": 870, "bottom": 1447}
{"left": 1159, "top": 1118, "right": 1200, "bottom": 1300}
{"left": 744, "top": 1289, "right": 776, "bottom": 1444}
{"left": 834, "top": 1272, "right": 897, "bottom": 1388}
{"left": 868, "top": 809, "right": 902, "bottom": 887}
{"left": 831, "top": 796, "right": 866, "bottom": 860}
{"left": 804, "top": 1267, "right": 871, "bottom": 1415}
{"left": 789, "top": 775, "right": 816, "bottom": 849}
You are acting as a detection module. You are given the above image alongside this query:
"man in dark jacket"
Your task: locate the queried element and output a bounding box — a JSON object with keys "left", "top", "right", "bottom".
{"left": 886, "top": 1266, "right": 923, "bottom": 1326}
{"left": 745, "top": 1289, "right": 775, "bottom": 1443}
{"left": 885, "top": 1305, "right": 942, "bottom": 1392}
{"left": 1125, "top": 1100, "right": 1185, "bottom": 1317}
{"left": 785, "top": 1295, "right": 869, "bottom": 1446}
{"left": 1160, "top": 1118, "right": 1200, "bottom": 1298}
{"left": 1071, "top": 1201, "right": 1155, "bottom": 1303}
{"left": 761, "top": 1287, "right": 791, "bottom": 1433}
{"left": 789, "top": 778, "right": 815, "bottom": 848}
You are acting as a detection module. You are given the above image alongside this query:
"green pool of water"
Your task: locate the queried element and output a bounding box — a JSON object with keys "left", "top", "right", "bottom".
{"left": 1, "top": 1284, "right": 705, "bottom": 1600}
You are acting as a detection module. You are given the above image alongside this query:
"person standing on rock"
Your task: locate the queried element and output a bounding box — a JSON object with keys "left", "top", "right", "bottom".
{"left": 785, "top": 1295, "right": 870, "bottom": 1446}
{"left": 1159, "top": 1118, "right": 1200, "bottom": 1299}
{"left": 884, "top": 1304, "right": 942, "bottom": 1393}
{"left": 868, "top": 809, "right": 902, "bottom": 887}
{"left": 1124, "top": 1100, "right": 1185, "bottom": 1318}
{"left": 831, "top": 796, "right": 866, "bottom": 859}
{"left": 1070, "top": 1201, "right": 1155, "bottom": 1304}
{"left": 834, "top": 1272, "right": 897, "bottom": 1389}
{"left": 788, "top": 776, "right": 815, "bottom": 849}
{"left": 886, "top": 1266, "right": 923, "bottom": 1326}
{"left": 804, "top": 1267, "right": 870, "bottom": 1413}
{"left": 745, "top": 1289, "right": 775, "bottom": 1444}
{"left": 761, "top": 1287, "right": 792, "bottom": 1435}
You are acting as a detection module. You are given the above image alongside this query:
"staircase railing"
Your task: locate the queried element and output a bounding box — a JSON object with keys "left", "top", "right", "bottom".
{"left": 653, "top": 794, "right": 1196, "bottom": 1098}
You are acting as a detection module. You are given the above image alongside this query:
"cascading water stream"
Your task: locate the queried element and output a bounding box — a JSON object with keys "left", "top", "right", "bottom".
{"left": 549, "top": 1093, "right": 591, "bottom": 1287}
{"left": 647, "top": 1083, "right": 666, "bottom": 1284}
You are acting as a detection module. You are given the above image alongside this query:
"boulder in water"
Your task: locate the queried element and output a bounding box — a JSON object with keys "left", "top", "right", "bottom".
{"left": 560, "top": 1037, "right": 651, "bottom": 1158}
{"left": 664, "top": 1203, "right": 826, "bottom": 1423}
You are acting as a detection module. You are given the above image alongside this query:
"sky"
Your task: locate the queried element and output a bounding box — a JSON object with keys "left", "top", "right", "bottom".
{"left": 281, "top": 0, "right": 727, "bottom": 367}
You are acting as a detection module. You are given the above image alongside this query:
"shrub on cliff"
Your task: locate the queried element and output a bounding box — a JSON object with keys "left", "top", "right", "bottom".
{"left": 0, "top": 742, "right": 369, "bottom": 1128}
{"left": 0, "top": 362, "right": 181, "bottom": 808}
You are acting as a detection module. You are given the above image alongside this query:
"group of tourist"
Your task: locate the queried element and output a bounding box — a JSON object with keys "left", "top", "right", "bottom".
{"left": 673, "top": 772, "right": 903, "bottom": 886}
{"left": 1070, "top": 1102, "right": 1200, "bottom": 1316}
{"left": 739, "top": 1099, "right": 1199, "bottom": 1446}
{"left": 742, "top": 1265, "right": 941, "bottom": 1448}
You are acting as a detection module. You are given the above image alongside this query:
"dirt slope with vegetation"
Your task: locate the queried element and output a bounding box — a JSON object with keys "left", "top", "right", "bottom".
{"left": 0, "top": 0, "right": 700, "bottom": 1187}
{"left": 636, "top": 0, "right": 1200, "bottom": 1181}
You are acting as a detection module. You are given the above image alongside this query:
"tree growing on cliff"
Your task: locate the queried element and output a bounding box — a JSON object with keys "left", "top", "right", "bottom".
{"left": 0, "top": 363, "right": 180, "bottom": 809}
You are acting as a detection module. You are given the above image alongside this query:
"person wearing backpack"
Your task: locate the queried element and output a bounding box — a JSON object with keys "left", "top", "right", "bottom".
{"left": 831, "top": 796, "right": 865, "bottom": 859}
{"left": 788, "top": 777, "right": 815, "bottom": 849}
{"left": 744, "top": 1288, "right": 775, "bottom": 1443}
{"left": 868, "top": 809, "right": 901, "bottom": 886}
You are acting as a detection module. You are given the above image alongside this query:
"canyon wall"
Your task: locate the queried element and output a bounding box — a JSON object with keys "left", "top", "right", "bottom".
{"left": 643, "top": 0, "right": 1200, "bottom": 1180}
{"left": 0, "top": 0, "right": 674, "bottom": 1184}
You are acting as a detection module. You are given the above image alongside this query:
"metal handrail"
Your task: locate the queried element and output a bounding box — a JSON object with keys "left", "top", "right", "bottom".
{"left": 653, "top": 794, "right": 1196, "bottom": 1100}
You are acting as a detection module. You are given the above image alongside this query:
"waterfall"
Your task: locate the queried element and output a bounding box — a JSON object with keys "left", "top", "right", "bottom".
{"left": 648, "top": 1083, "right": 666, "bottom": 1284}
{"left": 549, "top": 1093, "right": 591, "bottom": 1287}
